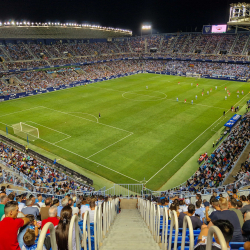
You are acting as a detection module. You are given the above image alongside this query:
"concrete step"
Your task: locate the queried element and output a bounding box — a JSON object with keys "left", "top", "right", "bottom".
{"left": 101, "top": 209, "right": 160, "bottom": 250}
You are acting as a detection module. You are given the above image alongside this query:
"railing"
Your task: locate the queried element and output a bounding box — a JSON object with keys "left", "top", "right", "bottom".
{"left": 138, "top": 197, "right": 229, "bottom": 250}
{"left": 36, "top": 198, "right": 119, "bottom": 250}
{"left": 37, "top": 222, "right": 57, "bottom": 250}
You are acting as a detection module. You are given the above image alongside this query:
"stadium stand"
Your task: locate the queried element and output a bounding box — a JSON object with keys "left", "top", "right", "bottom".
{"left": 2, "top": 31, "right": 250, "bottom": 250}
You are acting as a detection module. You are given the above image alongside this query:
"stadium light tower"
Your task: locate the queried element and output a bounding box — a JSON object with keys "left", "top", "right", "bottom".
{"left": 141, "top": 24, "right": 152, "bottom": 37}
{"left": 228, "top": 2, "right": 250, "bottom": 31}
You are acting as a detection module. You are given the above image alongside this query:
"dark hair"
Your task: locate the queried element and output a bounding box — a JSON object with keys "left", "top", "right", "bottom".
{"left": 196, "top": 194, "right": 201, "bottom": 199}
{"left": 8, "top": 193, "right": 15, "bottom": 201}
{"left": 196, "top": 201, "right": 201, "bottom": 208}
{"left": 241, "top": 195, "right": 247, "bottom": 201}
{"left": 212, "top": 220, "right": 234, "bottom": 243}
{"left": 237, "top": 200, "right": 243, "bottom": 208}
{"left": 89, "top": 200, "right": 95, "bottom": 208}
{"left": 55, "top": 206, "right": 72, "bottom": 250}
{"left": 169, "top": 203, "right": 177, "bottom": 211}
{"left": 23, "top": 229, "right": 35, "bottom": 246}
{"left": 188, "top": 204, "right": 195, "bottom": 214}
{"left": 4, "top": 201, "right": 18, "bottom": 215}
{"left": 52, "top": 199, "right": 59, "bottom": 206}
{"left": 45, "top": 199, "right": 51, "bottom": 206}
{"left": 161, "top": 199, "right": 165, "bottom": 205}
{"left": 229, "top": 198, "right": 237, "bottom": 208}
{"left": 26, "top": 214, "right": 35, "bottom": 224}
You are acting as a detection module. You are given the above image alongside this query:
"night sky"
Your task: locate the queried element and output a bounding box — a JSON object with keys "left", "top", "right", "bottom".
{"left": 1, "top": 0, "right": 241, "bottom": 35}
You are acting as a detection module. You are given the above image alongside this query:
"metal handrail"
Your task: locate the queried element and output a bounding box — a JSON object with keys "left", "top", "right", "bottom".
{"left": 180, "top": 215, "right": 194, "bottom": 250}
{"left": 37, "top": 222, "right": 57, "bottom": 250}
{"left": 81, "top": 210, "right": 91, "bottom": 250}
{"left": 162, "top": 207, "right": 169, "bottom": 250}
{"left": 68, "top": 214, "right": 80, "bottom": 250}
{"left": 206, "top": 226, "right": 228, "bottom": 250}
{"left": 94, "top": 206, "right": 98, "bottom": 250}
{"left": 168, "top": 210, "right": 178, "bottom": 250}
{"left": 155, "top": 205, "right": 161, "bottom": 243}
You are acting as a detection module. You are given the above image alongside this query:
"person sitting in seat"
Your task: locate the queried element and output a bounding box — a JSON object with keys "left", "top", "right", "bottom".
{"left": 178, "top": 204, "right": 203, "bottom": 229}
{"left": 194, "top": 219, "right": 233, "bottom": 250}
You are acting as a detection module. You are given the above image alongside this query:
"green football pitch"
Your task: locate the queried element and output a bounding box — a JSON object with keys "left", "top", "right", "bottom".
{"left": 0, "top": 74, "right": 249, "bottom": 190}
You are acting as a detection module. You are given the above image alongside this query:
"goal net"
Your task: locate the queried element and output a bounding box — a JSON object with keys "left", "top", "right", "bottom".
{"left": 12, "top": 122, "right": 39, "bottom": 141}
{"left": 186, "top": 73, "right": 201, "bottom": 78}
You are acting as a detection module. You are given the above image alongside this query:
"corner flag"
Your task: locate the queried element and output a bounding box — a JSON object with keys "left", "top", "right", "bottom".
{"left": 6, "top": 126, "right": 8, "bottom": 135}
{"left": 27, "top": 135, "right": 29, "bottom": 145}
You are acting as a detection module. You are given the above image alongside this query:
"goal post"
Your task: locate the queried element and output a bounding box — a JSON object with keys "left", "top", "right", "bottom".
{"left": 12, "top": 122, "right": 39, "bottom": 141}
{"left": 186, "top": 73, "right": 201, "bottom": 78}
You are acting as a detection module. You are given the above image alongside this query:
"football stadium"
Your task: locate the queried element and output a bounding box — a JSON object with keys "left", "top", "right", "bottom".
{"left": 1, "top": 1, "right": 250, "bottom": 250}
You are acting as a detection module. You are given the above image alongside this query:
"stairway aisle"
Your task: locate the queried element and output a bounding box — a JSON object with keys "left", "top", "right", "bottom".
{"left": 101, "top": 209, "right": 160, "bottom": 250}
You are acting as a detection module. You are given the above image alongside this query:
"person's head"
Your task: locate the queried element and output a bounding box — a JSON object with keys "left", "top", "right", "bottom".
{"left": 196, "top": 201, "right": 201, "bottom": 209}
{"left": 4, "top": 201, "right": 19, "bottom": 218}
{"left": 61, "top": 197, "right": 69, "bottom": 207}
{"left": 26, "top": 198, "right": 33, "bottom": 207}
{"left": 213, "top": 199, "right": 220, "bottom": 209}
{"left": 45, "top": 198, "right": 51, "bottom": 207}
{"left": 90, "top": 200, "right": 95, "bottom": 209}
{"left": 68, "top": 198, "right": 73, "bottom": 207}
{"left": 23, "top": 229, "right": 36, "bottom": 247}
{"left": 1, "top": 186, "right": 6, "bottom": 192}
{"left": 0, "top": 195, "right": 8, "bottom": 205}
{"left": 212, "top": 220, "right": 234, "bottom": 245}
{"left": 26, "top": 214, "right": 35, "bottom": 225}
{"left": 219, "top": 197, "right": 228, "bottom": 210}
{"left": 228, "top": 198, "right": 237, "bottom": 209}
{"left": 37, "top": 194, "right": 43, "bottom": 202}
{"left": 244, "top": 241, "right": 250, "bottom": 250}
{"left": 55, "top": 206, "right": 72, "bottom": 250}
{"left": 196, "top": 194, "right": 201, "bottom": 200}
{"left": 237, "top": 200, "right": 243, "bottom": 209}
{"left": 7, "top": 193, "right": 15, "bottom": 201}
{"left": 49, "top": 205, "right": 58, "bottom": 218}
{"left": 52, "top": 199, "right": 60, "bottom": 206}
{"left": 240, "top": 195, "right": 247, "bottom": 201}
{"left": 161, "top": 199, "right": 166, "bottom": 205}
{"left": 169, "top": 203, "right": 177, "bottom": 211}
{"left": 187, "top": 204, "right": 196, "bottom": 215}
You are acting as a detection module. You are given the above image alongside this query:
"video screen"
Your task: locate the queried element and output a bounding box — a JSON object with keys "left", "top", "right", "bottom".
{"left": 211, "top": 25, "right": 227, "bottom": 33}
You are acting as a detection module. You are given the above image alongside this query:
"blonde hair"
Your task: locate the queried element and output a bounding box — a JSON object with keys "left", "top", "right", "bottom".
{"left": 219, "top": 197, "right": 228, "bottom": 210}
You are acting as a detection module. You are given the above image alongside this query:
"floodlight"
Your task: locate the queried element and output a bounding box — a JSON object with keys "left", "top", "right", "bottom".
{"left": 142, "top": 25, "right": 151, "bottom": 30}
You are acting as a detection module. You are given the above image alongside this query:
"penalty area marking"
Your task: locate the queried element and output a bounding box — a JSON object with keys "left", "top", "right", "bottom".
{"left": 0, "top": 106, "right": 43, "bottom": 118}
{"left": 25, "top": 121, "right": 71, "bottom": 145}
{"left": 145, "top": 92, "right": 250, "bottom": 184}
{"left": 68, "top": 112, "right": 99, "bottom": 123}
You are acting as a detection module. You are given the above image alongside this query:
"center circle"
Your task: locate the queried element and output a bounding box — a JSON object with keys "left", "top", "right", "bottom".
{"left": 122, "top": 91, "right": 167, "bottom": 101}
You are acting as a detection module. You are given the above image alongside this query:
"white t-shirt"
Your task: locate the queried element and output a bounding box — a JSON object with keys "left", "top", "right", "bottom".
{"left": 89, "top": 210, "right": 95, "bottom": 223}
{"left": 18, "top": 202, "right": 25, "bottom": 212}
{"left": 80, "top": 205, "right": 90, "bottom": 218}
{"left": 37, "top": 202, "right": 45, "bottom": 208}
{"left": 72, "top": 206, "right": 79, "bottom": 215}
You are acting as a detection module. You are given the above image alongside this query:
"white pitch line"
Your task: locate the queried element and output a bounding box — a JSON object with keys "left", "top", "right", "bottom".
{"left": 33, "top": 134, "right": 140, "bottom": 182}
{"left": 0, "top": 118, "right": 139, "bottom": 182}
{"left": 27, "top": 121, "right": 71, "bottom": 137}
{"left": 87, "top": 132, "right": 133, "bottom": 158}
{"left": 146, "top": 93, "right": 250, "bottom": 184}
{"left": 68, "top": 112, "right": 99, "bottom": 123}
{"left": 0, "top": 106, "right": 42, "bottom": 118}
{"left": 41, "top": 106, "right": 132, "bottom": 134}
{"left": 54, "top": 136, "right": 71, "bottom": 144}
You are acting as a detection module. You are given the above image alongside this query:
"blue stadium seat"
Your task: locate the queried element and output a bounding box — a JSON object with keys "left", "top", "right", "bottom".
{"left": 229, "top": 242, "right": 244, "bottom": 250}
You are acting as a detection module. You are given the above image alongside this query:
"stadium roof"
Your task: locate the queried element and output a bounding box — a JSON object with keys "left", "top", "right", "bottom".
{"left": 0, "top": 25, "right": 132, "bottom": 39}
